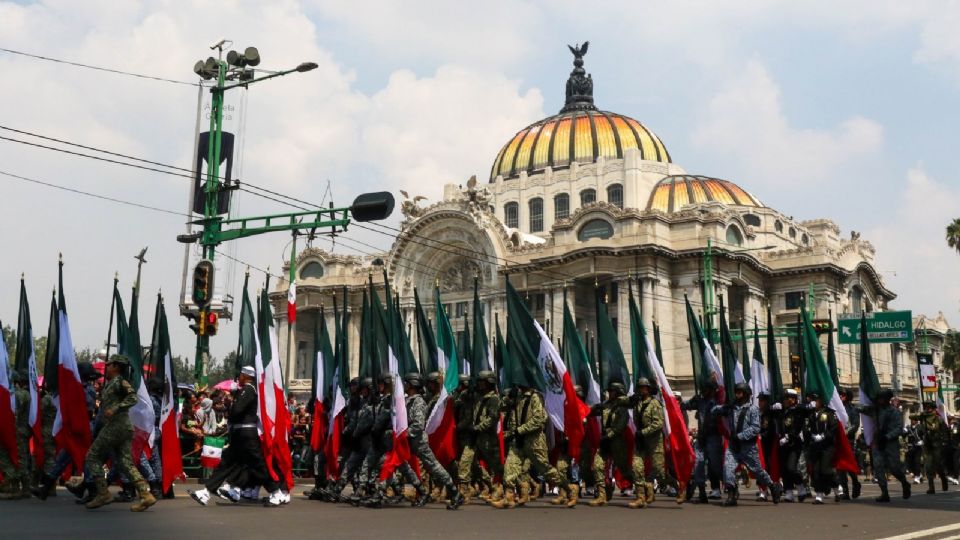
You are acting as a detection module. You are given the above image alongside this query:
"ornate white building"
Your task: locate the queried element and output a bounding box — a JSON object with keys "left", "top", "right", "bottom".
{"left": 271, "top": 45, "right": 938, "bottom": 408}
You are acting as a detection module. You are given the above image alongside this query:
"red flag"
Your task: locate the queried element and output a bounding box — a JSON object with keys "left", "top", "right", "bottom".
{"left": 310, "top": 400, "right": 326, "bottom": 453}
{"left": 0, "top": 344, "right": 16, "bottom": 468}
{"left": 833, "top": 423, "right": 859, "bottom": 474}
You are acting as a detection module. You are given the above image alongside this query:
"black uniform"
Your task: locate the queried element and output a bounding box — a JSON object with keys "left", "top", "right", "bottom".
{"left": 204, "top": 382, "right": 278, "bottom": 493}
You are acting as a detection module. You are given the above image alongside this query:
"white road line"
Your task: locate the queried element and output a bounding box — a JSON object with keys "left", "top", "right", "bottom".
{"left": 875, "top": 524, "right": 960, "bottom": 540}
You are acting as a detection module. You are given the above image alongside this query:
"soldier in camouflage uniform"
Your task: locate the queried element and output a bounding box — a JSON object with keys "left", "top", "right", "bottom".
{"left": 0, "top": 371, "right": 31, "bottom": 500}
{"left": 84, "top": 356, "right": 156, "bottom": 512}
{"left": 491, "top": 385, "right": 573, "bottom": 509}
{"left": 910, "top": 401, "right": 949, "bottom": 494}
{"left": 632, "top": 378, "right": 682, "bottom": 505}
{"left": 459, "top": 371, "right": 503, "bottom": 503}
{"left": 356, "top": 376, "right": 392, "bottom": 502}
{"left": 29, "top": 387, "right": 58, "bottom": 500}
{"left": 407, "top": 373, "right": 463, "bottom": 509}
{"left": 717, "top": 383, "right": 780, "bottom": 507}
{"left": 324, "top": 377, "right": 366, "bottom": 500}
{"left": 684, "top": 380, "right": 724, "bottom": 503}
{"left": 553, "top": 385, "right": 589, "bottom": 507}
{"left": 588, "top": 382, "right": 640, "bottom": 508}
{"left": 861, "top": 389, "right": 911, "bottom": 502}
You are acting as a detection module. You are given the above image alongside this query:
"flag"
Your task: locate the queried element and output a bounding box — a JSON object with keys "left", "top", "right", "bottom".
{"left": 414, "top": 288, "right": 439, "bottom": 374}
{"left": 685, "top": 296, "right": 724, "bottom": 401}
{"left": 653, "top": 321, "right": 664, "bottom": 370}
{"left": 200, "top": 436, "right": 225, "bottom": 468}
{"left": 113, "top": 282, "right": 155, "bottom": 459}
{"left": 628, "top": 281, "right": 655, "bottom": 387}
{"left": 378, "top": 282, "right": 413, "bottom": 481}
{"left": 857, "top": 312, "right": 882, "bottom": 446}
{"left": 151, "top": 294, "right": 182, "bottom": 492}
{"left": 563, "top": 293, "right": 600, "bottom": 406}
{"left": 595, "top": 290, "right": 629, "bottom": 392}
{"left": 826, "top": 317, "right": 840, "bottom": 387}
{"left": 0, "top": 319, "right": 17, "bottom": 468}
{"left": 749, "top": 318, "right": 769, "bottom": 398}
{"left": 718, "top": 296, "right": 745, "bottom": 400}
{"left": 740, "top": 318, "right": 751, "bottom": 384}
{"left": 256, "top": 284, "right": 293, "bottom": 490}
{"left": 461, "top": 316, "right": 472, "bottom": 378}
{"left": 494, "top": 316, "right": 508, "bottom": 389}
{"left": 633, "top": 309, "right": 695, "bottom": 487}
{"left": 42, "top": 292, "right": 59, "bottom": 394}
{"left": 15, "top": 278, "right": 42, "bottom": 468}
{"left": 358, "top": 290, "right": 371, "bottom": 379}
{"left": 505, "top": 280, "right": 584, "bottom": 460}
{"left": 766, "top": 308, "right": 785, "bottom": 403}
{"left": 51, "top": 260, "right": 92, "bottom": 471}
{"left": 471, "top": 278, "right": 493, "bottom": 375}
{"left": 800, "top": 307, "right": 858, "bottom": 473}
{"left": 425, "top": 288, "right": 459, "bottom": 465}
{"left": 324, "top": 290, "right": 349, "bottom": 479}
{"left": 310, "top": 307, "right": 333, "bottom": 453}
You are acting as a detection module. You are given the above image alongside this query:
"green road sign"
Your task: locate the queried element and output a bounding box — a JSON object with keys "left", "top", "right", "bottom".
{"left": 837, "top": 310, "right": 913, "bottom": 344}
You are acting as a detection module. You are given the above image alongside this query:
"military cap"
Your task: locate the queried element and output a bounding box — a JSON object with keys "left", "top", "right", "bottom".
{"left": 458, "top": 374, "right": 470, "bottom": 384}
{"left": 785, "top": 388, "right": 799, "bottom": 398}
{"left": 240, "top": 366, "right": 256, "bottom": 378}
{"left": 757, "top": 392, "right": 770, "bottom": 400}
{"left": 106, "top": 354, "right": 130, "bottom": 366}
{"left": 477, "top": 370, "right": 497, "bottom": 385}
{"left": 360, "top": 377, "right": 374, "bottom": 390}
{"left": 703, "top": 379, "right": 719, "bottom": 391}
{"left": 403, "top": 372, "right": 423, "bottom": 388}
{"left": 426, "top": 372, "right": 441, "bottom": 384}
{"left": 636, "top": 377, "right": 652, "bottom": 389}
{"left": 77, "top": 362, "right": 101, "bottom": 382}
{"left": 806, "top": 391, "right": 820, "bottom": 400}
{"left": 379, "top": 374, "right": 393, "bottom": 385}
{"left": 607, "top": 381, "right": 626, "bottom": 395}
{"left": 349, "top": 377, "right": 361, "bottom": 387}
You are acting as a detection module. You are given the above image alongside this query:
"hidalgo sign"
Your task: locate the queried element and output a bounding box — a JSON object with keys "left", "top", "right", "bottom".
{"left": 837, "top": 310, "right": 914, "bottom": 345}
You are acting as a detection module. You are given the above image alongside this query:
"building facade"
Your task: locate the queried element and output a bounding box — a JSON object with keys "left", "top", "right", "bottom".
{"left": 268, "top": 45, "right": 951, "bottom": 412}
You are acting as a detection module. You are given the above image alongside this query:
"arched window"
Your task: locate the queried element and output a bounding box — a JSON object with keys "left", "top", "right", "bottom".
{"left": 606, "top": 183, "right": 623, "bottom": 208}
{"left": 578, "top": 219, "right": 614, "bottom": 241}
{"left": 580, "top": 188, "right": 596, "bottom": 206}
{"left": 775, "top": 220, "right": 784, "bottom": 233}
{"left": 504, "top": 202, "right": 519, "bottom": 228}
{"left": 554, "top": 193, "right": 570, "bottom": 220}
{"left": 743, "top": 214, "right": 761, "bottom": 227}
{"left": 851, "top": 286, "right": 864, "bottom": 315}
{"left": 725, "top": 225, "right": 744, "bottom": 247}
{"left": 801, "top": 234, "right": 809, "bottom": 246}
{"left": 529, "top": 198, "right": 544, "bottom": 233}
{"left": 788, "top": 227, "right": 797, "bottom": 239}
{"left": 300, "top": 261, "right": 324, "bottom": 279}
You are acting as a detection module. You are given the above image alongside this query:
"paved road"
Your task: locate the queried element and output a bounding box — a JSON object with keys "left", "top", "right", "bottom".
{"left": 2, "top": 483, "right": 958, "bottom": 540}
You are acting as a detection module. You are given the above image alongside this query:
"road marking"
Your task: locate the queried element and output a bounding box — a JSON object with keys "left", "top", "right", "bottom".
{"left": 875, "top": 524, "right": 960, "bottom": 540}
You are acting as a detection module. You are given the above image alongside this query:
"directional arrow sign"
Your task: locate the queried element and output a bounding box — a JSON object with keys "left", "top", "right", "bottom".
{"left": 837, "top": 310, "right": 913, "bottom": 345}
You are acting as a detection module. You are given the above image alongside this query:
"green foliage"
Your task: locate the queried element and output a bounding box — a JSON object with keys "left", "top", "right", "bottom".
{"left": 944, "top": 330, "right": 960, "bottom": 374}
{"left": 947, "top": 218, "right": 960, "bottom": 255}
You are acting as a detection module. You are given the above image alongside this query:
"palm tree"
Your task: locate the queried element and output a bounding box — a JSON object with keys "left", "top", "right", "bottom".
{"left": 948, "top": 218, "right": 960, "bottom": 254}
{"left": 944, "top": 330, "right": 960, "bottom": 374}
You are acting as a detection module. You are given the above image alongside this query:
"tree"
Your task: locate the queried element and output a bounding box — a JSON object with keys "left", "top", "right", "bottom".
{"left": 948, "top": 218, "right": 960, "bottom": 255}
{"left": 944, "top": 330, "right": 960, "bottom": 375}
{"left": 2, "top": 324, "right": 15, "bottom": 361}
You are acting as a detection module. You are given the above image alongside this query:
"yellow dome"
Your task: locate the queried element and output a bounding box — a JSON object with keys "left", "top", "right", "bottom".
{"left": 647, "top": 175, "right": 764, "bottom": 213}
{"left": 490, "top": 42, "right": 670, "bottom": 181}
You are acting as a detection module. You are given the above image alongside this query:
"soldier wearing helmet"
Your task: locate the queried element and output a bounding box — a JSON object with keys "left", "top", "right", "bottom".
{"left": 714, "top": 382, "right": 780, "bottom": 506}
{"left": 584, "top": 381, "right": 634, "bottom": 508}
{"left": 860, "top": 388, "right": 911, "bottom": 502}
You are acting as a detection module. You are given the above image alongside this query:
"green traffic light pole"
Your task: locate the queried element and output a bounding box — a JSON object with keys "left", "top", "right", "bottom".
{"left": 186, "top": 48, "right": 392, "bottom": 387}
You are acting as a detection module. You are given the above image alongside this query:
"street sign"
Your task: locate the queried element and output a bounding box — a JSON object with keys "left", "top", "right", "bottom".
{"left": 837, "top": 310, "right": 914, "bottom": 345}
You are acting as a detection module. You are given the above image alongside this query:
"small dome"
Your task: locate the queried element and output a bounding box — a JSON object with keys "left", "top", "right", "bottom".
{"left": 490, "top": 43, "right": 669, "bottom": 181}
{"left": 646, "top": 175, "right": 764, "bottom": 213}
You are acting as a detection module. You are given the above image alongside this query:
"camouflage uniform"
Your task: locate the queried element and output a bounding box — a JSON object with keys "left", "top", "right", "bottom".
{"left": 0, "top": 387, "right": 31, "bottom": 497}
{"left": 461, "top": 388, "right": 502, "bottom": 484}
{"left": 720, "top": 401, "right": 774, "bottom": 491}
{"left": 591, "top": 396, "right": 634, "bottom": 491}
{"left": 504, "top": 390, "right": 564, "bottom": 490}
{"left": 634, "top": 395, "right": 676, "bottom": 494}
{"left": 405, "top": 393, "right": 453, "bottom": 489}
{"left": 40, "top": 393, "right": 57, "bottom": 473}
{"left": 910, "top": 409, "right": 949, "bottom": 492}
{"left": 85, "top": 373, "right": 152, "bottom": 508}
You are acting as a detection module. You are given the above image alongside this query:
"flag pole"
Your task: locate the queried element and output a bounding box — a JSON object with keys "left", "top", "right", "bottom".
{"left": 104, "top": 272, "right": 118, "bottom": 363}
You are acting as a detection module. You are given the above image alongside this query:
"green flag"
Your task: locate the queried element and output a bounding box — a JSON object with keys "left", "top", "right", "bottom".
{"left": 800, "top": 306, "right": 848, "bottom": 425}
{"left": 826, "top": 315, "right": 840, "bottom": 388}
{"left": 435, "top": 288, "right": 460, "bottom": 393}
{"left": 653, "top": 321, "right": 664, "bottom": 370}
{"left": 718, "top": 296, "right": 741, "bottom": 396}
{"left": 740, "top": 317, "right": 751, "bottom": 384}
{"left": 414, "top": 288, "right": 439, "bottom": 374}
{"left": 766, "top": 308, "right": 785, "bottom": 403}
{"left": 235, "top": 275, "right": 256, "bottom": 378}
{"left": 595, "top": 288, "right": 629, "bottom": 390}
{"left": 494, "top": 316, "right": 508, "bottom": 388}
{"left": 471, "top": 278, "right": 491, "bottom": 376}
{"left": 43, "top": 291, "right": 59, "bottom": 392}
{"left": 504, "top": 280, "right": 545, "bottom": 390}
{"left": 628, "top": 280, "right": 655, "bottom": 386}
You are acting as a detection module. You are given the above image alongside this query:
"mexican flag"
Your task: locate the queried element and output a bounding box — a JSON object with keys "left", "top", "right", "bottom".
{"left": 151, "top": 293, "right": 183, "bottom": 492}
{"left": 718, "top": 296, "right": 745, "bottom": 400}
{"left": 765, "top": 308, "right": 785, "bottom": 403}
{"left": 749, "top": 318, "right": 769, "bottom": 398}
{"left": 471, "top": 279, "right": 493, "bottom": 375}
{"left": 51, "top": 260, "right": 92, "bottom": 471}
{"left": 310, "top": 307, "right": 334, "bottom": 453}
{"left": 200, "top": 436, "right": 225, "bottom": 468}
{"left": 15, "top": 278, "right": 43, "bottom": 468}
{"left": 113, "top": 281, "right": 156, "bottom": 459}
{"left": 425, "top": 288, "right": 459, "bottom": 466}
{"left": 563, "top": 294, "right": 600, "bottom": 406}
{"left": 685, "top": 296, "right": 724, "bottom": 401}
{"left": 628, "top": 281, "right": 655, "bottom": 388}
{"left": 414, "top": 288, "right": 439, "bottom": 374}
{"left": 506, "top": 280, "right": 584, "bottom": 460}
{"left": 256, "top": 285, "right": 293, "bottom": 489}
{"left": 325, "top": 288, "right": 349, "bottom": 479}
{"left": 857, "top": 311, "right": 882, "bottom": 446}
{"left": 378, "top": 303, "right": 412, "bottom": 481}
{"left": 0, "top": 318, "right": 17, "bottom": 468}
{"left": 800, "top": 307, "right": 858, "bottom": 473}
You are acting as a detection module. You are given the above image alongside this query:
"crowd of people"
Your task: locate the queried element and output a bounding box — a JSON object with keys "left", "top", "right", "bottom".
{"left": 2, "top": 357, "right": 959, "bottom": 512}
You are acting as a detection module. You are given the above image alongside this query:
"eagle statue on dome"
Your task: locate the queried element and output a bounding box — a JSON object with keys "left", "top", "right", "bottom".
{"left": 568, "top": 41, "right": 589, "bottom": 63}
{"left": 399, "top": 189, "right": 428, "bottom": 220}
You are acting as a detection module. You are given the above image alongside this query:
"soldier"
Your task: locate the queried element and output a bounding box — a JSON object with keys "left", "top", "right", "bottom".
{"left": 685, "top": 380, "right": 724, "bottom": 503}
{"left": 357, "top": 375, "right": 392, "bottom": 502}
{"left": 774, "top": 388, "right": 811, "bottom": 502}
{"left": 324, "top": 377, "right": 367, "bottom": 500}
{"left": 553, "top": 385, "right": 589, "bottom": 507}
{"left": 718, "top": 383, "right": 780, "bottom": 507}
{"left": 909, "top": 401, "right": 949, "bottom": 494}
{"left": 84, "top": 356, "right": 156, "bottom": 511}
{"left": 838, "top": 388, "right": 862, "bottom": 499}
{"left": 64, "top": 362, "right": 102, "bottom": 504}
{"left": 190, "top": 366, "right": 282, "bottom": 507}
{"left": 756, "top": 393, "right": 779, "bottom": 502}
{"left": 492, "top": 384, "right": 573, "bottom": 509}
{"left": 803, "top": 392, "right": 839, "bottom": 504}
{"left": 633, "top": 378, "right": 682, "bottom": 505}
{"left": 454, "top": 374, "right": 479, "bottom": 499}
{"left": 903, "top": 416, "right": 923, "bottom": 484}
{"left": 862, "top": 389, "right": 911, "bottom": 502}
{"left": 30, "top": 385, "right": 59, "bottom": 500}
{"left": 0, "top": 371, "right": 31, "bottom": 500}
{"left": 587, "top": 382, "right": 639, "bottom": 508}
{"left": 463, "top": 371, "right": 504, "bottom": 504}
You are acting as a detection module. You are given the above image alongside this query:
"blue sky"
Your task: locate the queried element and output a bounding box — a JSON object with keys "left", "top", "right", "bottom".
{"left": 0, "top": 0, "right": 958, "bottom": 361}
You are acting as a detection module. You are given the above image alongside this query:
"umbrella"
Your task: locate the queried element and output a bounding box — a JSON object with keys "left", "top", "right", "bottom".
{"left": 212, "top": 379, "right": 237, "bottom": 392}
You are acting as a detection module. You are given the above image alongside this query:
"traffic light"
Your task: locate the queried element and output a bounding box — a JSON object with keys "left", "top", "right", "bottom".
{"left": 811, "top": 319, "right": 833, "bottom": 334}
{"left": 350, "top": 191, "right": 395, "bottom": 222}
{"left": 206, "top": 311, "right": 219, "bottom": 336}
{"left": 192, "top": 260, "right": 215, "bottom": 308}
{"left": 186, "top": 311, "right": 205, "bottom": 336}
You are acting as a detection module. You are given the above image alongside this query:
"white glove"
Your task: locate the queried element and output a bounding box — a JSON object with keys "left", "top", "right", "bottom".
{"left": 779, "top": 436, "right": 789, "bottom": 446}
{"left": 917, "top": 440, "right": 924, "bottom": 447}
{"left": 806, "top": 402, "right": 816, "bottom": 410}
{"left": 812, "top": 434, "right": 824, "bottom": 443}
{"left": 771, "top": 403, "right": 782, "bottom": 411}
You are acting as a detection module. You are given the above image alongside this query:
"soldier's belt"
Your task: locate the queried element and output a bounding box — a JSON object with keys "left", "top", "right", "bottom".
{"left": 231, "top": 423, "right": 258, "bottom": 430}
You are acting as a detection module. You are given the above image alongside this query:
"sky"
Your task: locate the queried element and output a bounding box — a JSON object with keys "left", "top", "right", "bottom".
{"left": 1, "top": 0, "right": 959, "bottom": 364}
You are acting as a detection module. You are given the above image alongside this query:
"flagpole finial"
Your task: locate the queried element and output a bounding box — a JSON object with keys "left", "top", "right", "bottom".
{"left": 114, "top": 271, "right": 119, "bottom": 281}
{"left": 245, "top": 266, "right": 251, "bottom": 277}
{"left": 58, "top": 252, "right": 63, "bottom": 263}
{"left": 52, "top": 287, "right": 56, "bottom": 297}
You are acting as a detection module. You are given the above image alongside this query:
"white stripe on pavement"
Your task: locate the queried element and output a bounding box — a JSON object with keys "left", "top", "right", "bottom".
{"left": 875, "top": 524, "right": 960, "bottom": 540}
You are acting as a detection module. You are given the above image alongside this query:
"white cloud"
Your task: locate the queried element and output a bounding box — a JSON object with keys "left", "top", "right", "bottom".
{"left": 691, "top": 60, "right": 884, "bottom": 186}
{"left": 870, "top": 167, "right": 960, "bottom": 321}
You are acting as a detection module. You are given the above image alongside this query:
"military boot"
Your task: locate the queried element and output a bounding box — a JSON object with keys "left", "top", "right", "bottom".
{"left": 488, "top": 483, "right": 504, "bottom": 503}
{"left": 942, "top": 477, "right": 949, "bottom": 492}
{"left": 676, "top": 482, "right": 686, "bottom": 504}
{"left": 489, "top": 488, "right": 516, "bottom": 509}
{"left": 589, "top": 486, "right": 608, "bottom": 507}
{"left": 695, "top": 485, "right": 708, "bottom": 504}
{"left": 148, "top": 480, "right": 162, "bottom": 499}
{"left": 900, "top": 477, "right": 912, "bottom": 499}
{"left": 75, "top": 482, "right": 97, "bottom": 505}
{"left": 516, "top": 482, "right": 530, "bottom": 506}
{"left": 412, "top": 484, "right": 431, "bottom": 507}
{"left": 114, "top": 482, "right": 136, "bottom": 502}
{"left": 564, "top": 484, "right": 579, "bottom": 508}
{"left": 31, "top": 474, "right": 57, "bottom": 501}
{"left": 459, "top": 483, "right": 472, "bottom": 505}
{"left": 446, "top": 485, "right": 465, "bottom": 510}
{"left": 927, "top": 477, "right": 936, "bottom": 495}
{"left": 627, "top": 484, "right": 647, "bottom": 509}
{"left": 131, "top": 481, "right": 157, "bottom": 512}
{"left": 645, "top": 482, "right": 656, "bottom": 503}
{"left": 722, "top": 486, "right": 738, "bottom": 507}
{"left": 875, "top": 485, "right": 890, "bottom": 503}
{"left": 85, "top": 479, "right": 113, "bottom": 509}
{"left": 549, "top": 487, "right": 567, "bottom": 506}
{"left": 530, "top": 481, "right": 541, "bottom": 500}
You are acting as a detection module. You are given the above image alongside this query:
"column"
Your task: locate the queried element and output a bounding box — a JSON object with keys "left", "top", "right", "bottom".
{"left": 641, "top": 277, "right": 654, "bottom": 333}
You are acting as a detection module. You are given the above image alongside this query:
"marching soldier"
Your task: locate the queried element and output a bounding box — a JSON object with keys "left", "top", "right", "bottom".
{"left": 0, "top": 371, "right": 31, "bottom": 500}
{"left": 910, "top": 401, "right": 950, "bottom": 494}
{"left": 861, "top": 389, "right": 911, "bottom": 502}
{"left": 323, "top": 377, "right": 368, "bottom": 501}
{"left": 685, "top": 380, "right": 724, "bottom": 503}
{"left": 464, "top": 371, "right": 504, "bottom": 504}
{"left": 718, "top": 383, "right": 780, "bottom": 507}
{"left": 85, "top": 356, "right": 156, "bottom": 512}
{"left": 838, "top": 388, "right": 862, "bottom": 499}
{"left": 756, "top": 393, "right": 779, "bottom": 501}
{"left": 775, "top": 388, "right": 811, "bottom": 502}
{"left": 588, "top": 382, "right": 640, "bottom": 508}
{"left": 803, "top": 392, "right": 838, "bottom": 504}
{"left": 633, "top": 378, "right": 682, "bottom": 505}
{"left": 903, "top": 416, "right": 923, "bottom": 483}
